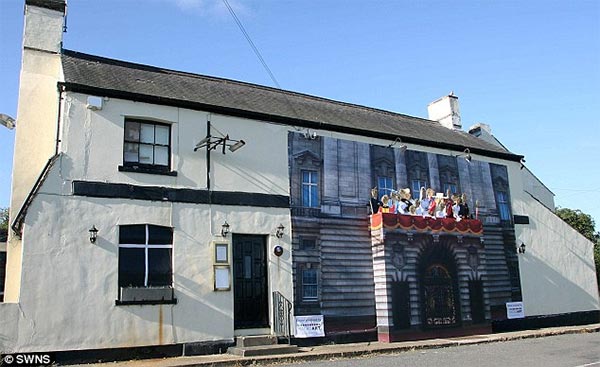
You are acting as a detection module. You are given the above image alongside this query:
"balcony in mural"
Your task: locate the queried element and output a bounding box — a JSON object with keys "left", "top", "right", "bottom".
{"left": 370, "top": 213, "right": 483, "bottom": 236}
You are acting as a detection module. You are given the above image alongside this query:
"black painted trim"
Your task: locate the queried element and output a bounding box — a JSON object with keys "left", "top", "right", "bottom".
{"left": 513, "top": 215, "right": 530, "bottom": 225}
{"left": 49, "top": 339, "right": 235, "bottom": 365}
{"left": 60, "top": 82, "right": 524, "bottom": 163}
{"left": 118, "top": 165, "right": 178, "bottom": 176}
{"left": 26, "top": 0, "right": 66, "bottom": 13}
{"left": 12, "top": 155, "right": 60, "bottom": 236}
{"left": 492, "top": 310, "right": 600, "bottom": 333}
{"left": 72, "top": 180, "right": 290, "bottom": 208}
{"left": 115, "top": 299, "right": 178, "bottom": 306}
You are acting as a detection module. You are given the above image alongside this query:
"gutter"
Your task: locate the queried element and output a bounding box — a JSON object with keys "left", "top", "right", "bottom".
{"left": 58, "top": 82, "right": 524, "bottom": 163}
{"left": 11, "top": 154, "right": 60, "bottom": 237}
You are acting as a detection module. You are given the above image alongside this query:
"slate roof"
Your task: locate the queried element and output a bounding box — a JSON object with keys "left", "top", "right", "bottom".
{"left": 61, "top": 49, "right": 521, "bottom": 162}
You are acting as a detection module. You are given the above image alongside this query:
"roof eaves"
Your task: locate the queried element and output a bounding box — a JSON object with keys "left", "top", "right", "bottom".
{"left": 60, "top": 81, "right": 523, "bottom": 163}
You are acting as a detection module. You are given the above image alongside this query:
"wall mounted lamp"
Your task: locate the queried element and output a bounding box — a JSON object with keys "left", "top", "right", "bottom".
{"left": 455, "top": 148, "right": 472, "bottom": 163}
{"left": 520, "top": 158, "right": 526, "bottom": 170}
{"left": 387, "top": 137, "right": 408, "bottom": 152}
{"left": 221, "top": 221, "right": 230, "bottom": 237}
{"left": 275, "top": 223, "right": 285, "bottom": 239}
{"left": 89, "top": 225, "right": 98, "bottom": 244}
{"left": 0, "top": 113, "right": 16, "bottom": 130}
{"left": 303, "top": 129, "right": 317, "bottom": 140}
{"left": 517, "top": 242, "right": 526, "bottom": 254}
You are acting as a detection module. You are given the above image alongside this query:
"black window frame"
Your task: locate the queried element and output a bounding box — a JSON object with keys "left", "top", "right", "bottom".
{"left": 120, "top": 119, "right": 177, "bottom": 176}
{"left": 116, "top": 224, "right": 176, "bottom": 305}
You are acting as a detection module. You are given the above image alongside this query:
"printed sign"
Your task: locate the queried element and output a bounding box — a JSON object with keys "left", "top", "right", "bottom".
{"left": 294, "top": 315, "right": 325, "bottom": 338}
{"left": 506, "top": 301, "right": 525, "bottom": 319}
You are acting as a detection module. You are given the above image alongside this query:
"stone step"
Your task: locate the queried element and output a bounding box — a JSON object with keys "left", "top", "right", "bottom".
{"left": 235, "top": 335, "right": 277, "bottom": 347}
{"left": 227, "top": 344, "right": 299, "bottom": 357}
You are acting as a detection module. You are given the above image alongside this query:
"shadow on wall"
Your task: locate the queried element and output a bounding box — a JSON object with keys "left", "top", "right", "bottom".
{"left": 521, "top": 253, "right": 599, "bottom": 315}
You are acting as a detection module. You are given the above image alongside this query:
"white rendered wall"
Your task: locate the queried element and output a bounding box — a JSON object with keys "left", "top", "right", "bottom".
{"left": 515, "top": 196, "right": 599, "bottom": 316}
{"left": 59, "top": 93, "right": 289, "bottom": 196}
{"left": 7, "top": 15, "right": 64, "bottom": 301}
{"left": 507, "top": 163, "right": 599, "bottom": 316}
{"left": 0, "top": 161, "right": 292, "bottom": 352}
{"left": 522, "top": 168, "right": 555, "bottom": 210}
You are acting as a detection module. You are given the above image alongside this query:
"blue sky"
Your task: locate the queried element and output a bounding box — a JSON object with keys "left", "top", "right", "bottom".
{"left": 1, "top": 0, "right": 599, "bottom": 226}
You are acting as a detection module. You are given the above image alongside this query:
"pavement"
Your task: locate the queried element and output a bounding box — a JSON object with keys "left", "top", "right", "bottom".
{"left": 71, "top": 323, "right": 600, "bottom": 367}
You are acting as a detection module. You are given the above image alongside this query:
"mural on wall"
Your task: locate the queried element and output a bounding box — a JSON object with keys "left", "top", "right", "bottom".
{"left": 288, "top": 131, "right": 521, "bottom": 333}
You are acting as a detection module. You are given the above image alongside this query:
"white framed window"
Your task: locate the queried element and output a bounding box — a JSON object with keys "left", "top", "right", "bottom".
{"left": 302, "top": 170, "right": 319, "bottom": 208}
{"left": 411, "top": 179, "right": 427, "bottom": 199}
{"left": 118, "top": 224, "right": 173, "bottom": 288}
{"left": 302, "top": 267, "right": 318, "bottom": 301}
{"left": 443, "top": 183, "right": 457, "bottom": 196}
{"left": 378, "top": 176, "right": 394, "bottom": 198}
{"left": 496, "top": 191, "right": 511, "bottom": 221}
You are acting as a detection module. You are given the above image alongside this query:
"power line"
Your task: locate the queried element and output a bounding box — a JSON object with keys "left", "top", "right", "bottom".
{"left": 550, "top": 187, "right": 600, "bottom": 193}
{"left": 221, "top": 0, "right": 281, "bottom": 89}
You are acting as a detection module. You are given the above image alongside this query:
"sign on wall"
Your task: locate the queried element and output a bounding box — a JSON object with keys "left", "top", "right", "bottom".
{"left": 294, "top": 315, "right": 325, "bottom": 338}
{"left": 506, "top": 301, "right": 525, "bottom": 319}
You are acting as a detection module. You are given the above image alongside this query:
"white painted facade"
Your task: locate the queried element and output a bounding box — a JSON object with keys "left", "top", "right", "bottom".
{"left": 507, "top": 161, "right": 599, "bottom": 316}
{"left": 515, "top": 194, "right": 599, "bottom": 316}
{"left": 1, "top": 0, "right": 598, "bottom": 355}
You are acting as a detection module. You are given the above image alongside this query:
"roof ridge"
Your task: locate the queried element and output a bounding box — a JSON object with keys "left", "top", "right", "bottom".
{"left": 61, "top": 49, "right": 437, "bottom": 126}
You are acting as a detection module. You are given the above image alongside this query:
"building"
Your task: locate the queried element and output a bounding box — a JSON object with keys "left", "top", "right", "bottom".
{"left": 1, "top": 0, "right": 598, "bottom": 360}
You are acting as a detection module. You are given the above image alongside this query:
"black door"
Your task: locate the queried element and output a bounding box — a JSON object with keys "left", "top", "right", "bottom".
{"left": 392, "top": 281, "right": 411, "bottom": 330}
{"left": 469, "top": 280, "right": 486, "bottom": 324}
{"left": 233, "top": 234, "right": 269, "bottom": 329}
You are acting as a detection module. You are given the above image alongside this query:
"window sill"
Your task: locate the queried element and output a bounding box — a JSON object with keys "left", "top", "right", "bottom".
{"left": 117, "top": 286, "right": 176, "bottom": 305}
{"left": 119, "top": 165, "right": 177, "bottom": 176}
{"left": 115, "top": 299, "right": 178, "bottom": 306}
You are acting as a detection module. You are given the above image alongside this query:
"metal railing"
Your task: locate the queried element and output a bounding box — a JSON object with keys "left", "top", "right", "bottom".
{"left": 272, "top": 291, "right": 293, "bottom": 344}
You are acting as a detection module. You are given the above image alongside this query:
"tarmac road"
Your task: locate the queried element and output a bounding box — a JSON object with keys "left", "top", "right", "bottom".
{"left": 272, "top": 332, "right": 600, "bottom": 367}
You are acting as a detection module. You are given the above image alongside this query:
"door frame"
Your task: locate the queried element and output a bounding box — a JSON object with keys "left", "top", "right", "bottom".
{"left": 232, "top": 234, "right": 270, "bottom": 330}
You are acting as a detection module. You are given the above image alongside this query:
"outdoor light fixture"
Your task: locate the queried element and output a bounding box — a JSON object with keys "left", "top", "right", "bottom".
{"left": 520, "top": 158, "right": 526, "bottom": 170}
{"left": 221, "top": 221, "right": 230, "bottom": 237}
{"left": 89, "top": 225, "right": 98, "bottom": 244}
{"left": 0, "top": 113, "right": 16, "bottom": 130}
{"left": 303, "top": 129, "right": 317, "bottom": 140}
{"left": 275, "top": 223, "right": 285, "bottom": 239}
{"left": 454, "top": 148, "right": 472, "bottom": 163}
{"left": 518, "top": 242, "right": 526, "bottom": 254}
{"left": 387, "top": 137, "right": 408, "bottom": 152}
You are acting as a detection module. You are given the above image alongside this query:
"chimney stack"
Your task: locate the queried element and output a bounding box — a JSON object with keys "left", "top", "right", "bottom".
{"left": 23, "top": 0, "right": 67, "bottom": 54}
{"left": 427, "top": 93, "right": 462, "bottom": 130}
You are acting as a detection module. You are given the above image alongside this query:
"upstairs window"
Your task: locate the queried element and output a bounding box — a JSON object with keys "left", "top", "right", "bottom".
{"left": 123, "top": 119, "right": 171, "bottom": 172}
{"left": 302, "top": 170, "right": 319, "bottom": 208}
{"left": 378, "top": 176, "right": 394, "bottom": 198}
{"left": 443, "top": 183, "right": 458, "bottom": 196}
{"left": 496, "top": 191, "right": 511, "bottom": 221}
{"left": 411, "top": 179, "right": 427, "bottom": 199}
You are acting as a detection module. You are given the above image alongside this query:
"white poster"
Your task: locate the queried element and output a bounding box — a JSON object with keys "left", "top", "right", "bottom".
{"left": 506, "top": 301, "right": 525, "bottom": 319}
{"left": 214, "top": 266, "right": 230, "bottom": 290}
{"left": 294, "top": 315, "right": 325, "bottom": 338}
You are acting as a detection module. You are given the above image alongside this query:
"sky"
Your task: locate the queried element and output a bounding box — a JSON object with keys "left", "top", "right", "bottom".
{"left": 0, "top": 0, "right": 599, "bottom": 226}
